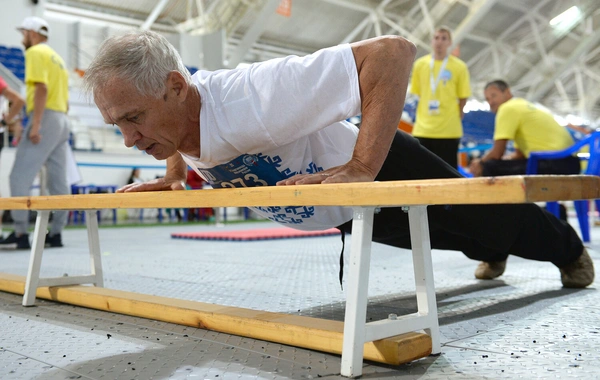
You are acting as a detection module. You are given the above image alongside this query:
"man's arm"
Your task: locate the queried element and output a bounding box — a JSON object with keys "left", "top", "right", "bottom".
{"left": 29, "top": 82, "right": 47, "bottom": 144}
{"left": 459, "top": 98, "right": 467, "bottom": 120}
{"left": 117, "top": 154, "right": 187, "bottom": 192}
{"left": 1, "top": 85, "right": 25, "bottom": 124}
{"left": 468, "top": 139, "right": 508, "bottom": 177}
{"left": 278, "top": 36, "right": 417, "bottom": 185}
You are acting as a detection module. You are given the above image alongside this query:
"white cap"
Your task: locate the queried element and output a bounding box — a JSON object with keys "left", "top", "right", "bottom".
{"left": 17, "top": 16, "right": 49, "bottom": 37}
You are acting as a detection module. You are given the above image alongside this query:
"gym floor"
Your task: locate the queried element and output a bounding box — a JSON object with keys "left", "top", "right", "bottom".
{"left": 0, "top": 211, "right": 598, "bottom": 379}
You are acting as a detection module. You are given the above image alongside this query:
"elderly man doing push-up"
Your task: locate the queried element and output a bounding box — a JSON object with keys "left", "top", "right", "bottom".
{"left": 84, "top": 31, "right": 593, "bottom": 288}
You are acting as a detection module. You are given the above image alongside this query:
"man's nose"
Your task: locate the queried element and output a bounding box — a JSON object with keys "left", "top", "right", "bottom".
{"left": 122, "top": 128, "right": 142, "bottom": 148}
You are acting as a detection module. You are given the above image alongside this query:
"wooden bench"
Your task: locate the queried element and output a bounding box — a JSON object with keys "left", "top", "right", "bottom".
{"left": 0, "top": 175, "right": 598, "bottom": 378}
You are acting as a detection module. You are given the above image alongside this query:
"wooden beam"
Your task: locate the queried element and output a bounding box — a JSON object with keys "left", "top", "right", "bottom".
{"left": 0, "top": 176, "right": 597, "bottom": 211}
{"left": 0, "top": 273, "right": 431, "bottom": 365}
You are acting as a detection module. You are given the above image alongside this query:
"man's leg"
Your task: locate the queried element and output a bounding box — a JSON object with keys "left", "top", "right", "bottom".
{"left": 538, "top": 156, "right": 581, "bottom": 175}
{"left": 482, "top": 159, "right": 528, "bottom": 176}
{"left": 342, "top": 131, "right": 592, "bottom": 286}
{"left": 8, "top": 131, "right": 52, "bottom": 235}
{"left": 415, "top": 137, "right": 460, "bottom": 169}
{"left": 42, "top": 112, "right": 70, "bottom": 237}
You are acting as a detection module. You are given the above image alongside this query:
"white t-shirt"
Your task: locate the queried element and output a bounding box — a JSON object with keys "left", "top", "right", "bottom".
{"left": 181, "top": 44, "right": 362, "bottom": 231}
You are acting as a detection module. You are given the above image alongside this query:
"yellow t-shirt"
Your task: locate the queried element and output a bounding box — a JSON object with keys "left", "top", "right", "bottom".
{"left": 494, "top": 98, "right": 574, "bottom": 158}
{"left": 25, "top": 43, "right": 69, "bottom": 114}
{"left": 410, "top": 54, "right": 471, "bottom": 138}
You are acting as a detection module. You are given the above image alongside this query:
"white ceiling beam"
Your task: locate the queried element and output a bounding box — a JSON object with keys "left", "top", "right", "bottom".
{"left": 45, "top": 3, "right": 177, "bottom": 33}
{"left": 574, "top": 68, "right": 587, "bottom": 117}
{"left": 186, "top": 0, "right": 193, "bottom": 20}
{"left": 555, "top": 79, "right": 573, "bottom": 111}
{"left": 451, "top": 0, "right": 499, "bottom": 47}
{"left": 528, "top": 17, "right": 551, "bottom": 66}
{"left": 461, "top": 33, "right": 493, "bottom": 44}
{"left": 321, "top": 0, "right": 374, "bottom": 14}
{"left": 379, "top": 14, "right": 429, "bottom": 50}
{"left": 341, "top": 15, "right": 372, "bottom": 43}
{"left": 141, "top": 0, "right": 171, "bottom": 31}
{"left": 225, "top": 0, "right": 281, "bottom": 68}
{"left": 417, "top": 0, "right": 435, "bottom": 36}
{"left": 583, "top": 67, "right": 600, "bottom": 84}
{"left": 491, "top": 47, "right": 500, "bottom": 77}
{"left": 498, "top": 1, "right": 548, "bottom": 24}
{"left": 412, "top": 0, "right": 458, "bottom": 42}
{"left": 372, "top": 13, "right": 382, "bottom": 36}
{"left": 531, "top": 27, "right": 600, "bottom": 102}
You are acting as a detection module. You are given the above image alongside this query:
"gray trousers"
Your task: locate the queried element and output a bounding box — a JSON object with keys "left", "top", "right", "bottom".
{"left": 10, "top": 110, "right": 70, "bottom": 235}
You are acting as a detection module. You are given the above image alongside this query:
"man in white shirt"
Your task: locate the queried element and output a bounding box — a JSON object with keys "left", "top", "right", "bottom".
{"left": 83, "top": 31, "right": 593, "bottom": 288}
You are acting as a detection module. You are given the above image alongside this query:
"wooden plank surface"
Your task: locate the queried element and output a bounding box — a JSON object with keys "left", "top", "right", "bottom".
{"left": 0, "top": 175, "right": 597, "bottom": 211}
{"left": 0, "top": 273, "right": 432, "bottom": 365}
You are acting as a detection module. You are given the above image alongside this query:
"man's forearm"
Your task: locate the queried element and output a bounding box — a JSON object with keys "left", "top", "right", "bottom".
{"left": 32, "top": 83, "right": 47, "bottom": 131}
{"left": 1, "top": 87, "right": 25, "bottom": 123}
{"left": 350, "top": 36, "right": 417, "bottom": 179}
{"left": 459, "top": 98, "right": 467, "bottom": 120}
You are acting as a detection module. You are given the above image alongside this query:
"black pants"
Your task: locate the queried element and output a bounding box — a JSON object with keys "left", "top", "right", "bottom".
{"left": 482, "top": 156, "right": 580, "bottom": 176}
{"left": 415, "top": 137, "right": 460, "bottom": 169}
{"left": 338, "top": 131, "right": 583, "bottom": 267}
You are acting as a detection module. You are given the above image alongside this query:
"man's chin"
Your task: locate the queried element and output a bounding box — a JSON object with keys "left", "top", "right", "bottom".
{"left": 150, "top": 150, "right": 175, "bottom": 161}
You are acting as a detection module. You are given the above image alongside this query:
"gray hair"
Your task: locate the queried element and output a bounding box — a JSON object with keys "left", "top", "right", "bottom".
{"left": 84, "top": 30, "right": 192, "bottom": 99}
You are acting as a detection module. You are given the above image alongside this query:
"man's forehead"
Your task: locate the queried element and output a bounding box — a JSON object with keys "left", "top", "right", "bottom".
{"left": 95, "top": 81, "right": 141, "bottom": 123}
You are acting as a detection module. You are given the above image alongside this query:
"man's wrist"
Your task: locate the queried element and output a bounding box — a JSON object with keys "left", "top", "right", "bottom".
{"left": 0, "top": 119, "right": 6, "bottom": 126}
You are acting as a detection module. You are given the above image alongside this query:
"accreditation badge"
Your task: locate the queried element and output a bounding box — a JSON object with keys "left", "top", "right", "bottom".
{"left": 428, "top": 100, "right": 441, "bottom": 115}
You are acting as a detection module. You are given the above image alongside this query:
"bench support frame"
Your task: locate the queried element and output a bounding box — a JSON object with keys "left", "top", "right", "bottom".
{"left": 340, "top": 206, "right": 440, "bottom": 377}
{"left": 22, "top": 206, "right": 439, "bottom": 378}
{"left": 23, "top": 210, "right": 104, "bottom": 306}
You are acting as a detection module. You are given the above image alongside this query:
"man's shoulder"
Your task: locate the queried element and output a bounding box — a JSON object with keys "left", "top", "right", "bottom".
{"left": 414, "top": 54, "right": 430, "bottom": 66}
{"left": 25, "top": 43, "right": 53, "bottom": 58}
{"left": 502, "top": 97, "right": 527, "bottom": 110}
{"left": 448, "top": 55, "right": 468, "bottom": 70}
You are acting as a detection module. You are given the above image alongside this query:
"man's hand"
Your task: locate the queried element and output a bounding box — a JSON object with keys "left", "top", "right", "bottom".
{"left": 117, "top": 177, "right": 186, "bottom": 193}
{"left": 28, "top": 129, "right": 42, "bottom": 144}
{"left": 468, "top": 158, "right": 483, "bottom": 177}
{"left": 276, "top": 159, "right": 374, "bottom": 185}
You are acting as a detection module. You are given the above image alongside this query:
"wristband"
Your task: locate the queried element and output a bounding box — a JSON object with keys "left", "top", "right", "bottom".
{"left": 0, "top": 119, "right": 6, "bottom": 126}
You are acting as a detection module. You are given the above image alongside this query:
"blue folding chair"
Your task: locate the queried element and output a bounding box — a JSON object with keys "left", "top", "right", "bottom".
{"left": 526, "top": 130, "right": 600, "bottom": 242}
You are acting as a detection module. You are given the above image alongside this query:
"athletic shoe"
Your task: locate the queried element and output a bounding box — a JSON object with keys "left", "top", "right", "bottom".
{"left": 45, "top": 233, "right": 64, "bottom": 248}
{"left": 560, "top": 248, "right": 595, "bottom": 288}
{"left": 474, "top": 260, "right": 507, "bottom": 280}
{"left": 0, "top": 232, "right": 31, "bottom": 250}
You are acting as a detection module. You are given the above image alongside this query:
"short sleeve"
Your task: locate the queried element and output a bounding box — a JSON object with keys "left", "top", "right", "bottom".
{"left": 25, "top": 48, "right": 48, "bottom": 85}
{"left": 494, "top": 104, "right": 519, "bottom": 140}
{"left": 457, "top": 63, "right": 471, "bottom": 99}
{"left": 409, "top": 60, "right": 421, "bottom": 96}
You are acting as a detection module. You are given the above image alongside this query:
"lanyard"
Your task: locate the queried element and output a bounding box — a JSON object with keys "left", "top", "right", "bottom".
{"left": 430, "top": 56, "right": 449, "bottom": 95}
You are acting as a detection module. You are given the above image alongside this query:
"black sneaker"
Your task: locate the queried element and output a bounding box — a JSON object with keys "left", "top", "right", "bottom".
{"left": 0, "top": 232, "right": 31, "bottom": 250}
{"left": 45, "top": 233, "right": 64, "bottom": 248}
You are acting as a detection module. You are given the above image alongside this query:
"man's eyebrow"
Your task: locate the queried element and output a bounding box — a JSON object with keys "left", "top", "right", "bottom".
{"left": 106, "top": 109, "right": 141, "bottom": 125}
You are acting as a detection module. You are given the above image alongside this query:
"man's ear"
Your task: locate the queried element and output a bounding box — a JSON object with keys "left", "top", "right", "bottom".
{"left": 166, "top": 71, "right": 188, "bottom": 101}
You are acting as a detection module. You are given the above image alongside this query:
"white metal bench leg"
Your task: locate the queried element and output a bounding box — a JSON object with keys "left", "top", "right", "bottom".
{"left": 341, "top": 206, "right": 375, "bottom": 378}
{"left": 23, "top": 211, "right": 51, "bottom": 306}
{"left": 22, "top": 210, "right": 105, "bottom": 306}
{"left": 86, "top": 210, "right": 104, "bottom": 287}
{"left": 408, "top": 206, "right": 441, "bottom": 354}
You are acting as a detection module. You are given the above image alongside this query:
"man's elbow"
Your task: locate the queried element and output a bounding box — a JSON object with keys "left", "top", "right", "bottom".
{"left": 386, "top": 36, "right": 417, "bottom": 61}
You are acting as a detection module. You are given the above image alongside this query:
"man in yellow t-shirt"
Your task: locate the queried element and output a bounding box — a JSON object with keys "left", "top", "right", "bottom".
{"left": 0, "top": 17, "right": 70, "bottom": 250}
{"left": 468, "top": 79, "right": 580, "bottom": 282}
{"left": 410, "top": 26, "right": 471, "bottom": 169}
{"left": 469, "top": 80, "right": 579, "bottom": 177}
